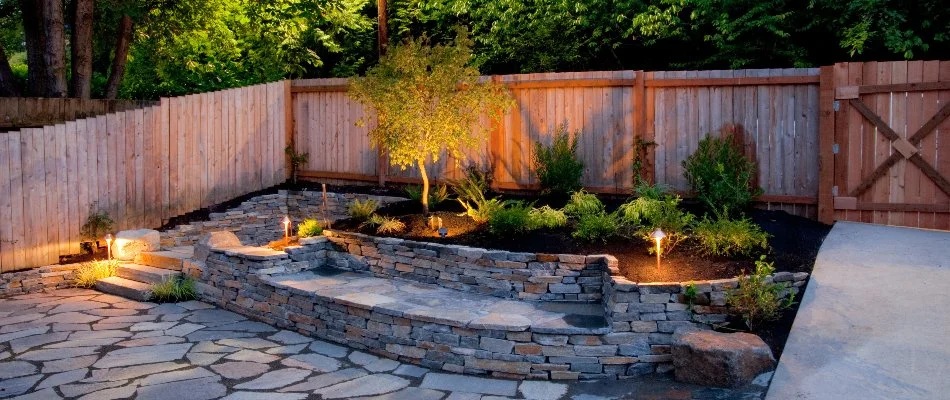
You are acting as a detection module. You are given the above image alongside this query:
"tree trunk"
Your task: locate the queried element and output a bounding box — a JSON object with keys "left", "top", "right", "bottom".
{"left": 418, "top": 159, "right": 430, "bottom": 216}
{"left": 43, "top": 0, "right": 67, "bottom": 97}
{"left": 0, "top": 43, "right": 20, "bottom": 96}
{"left": 21, "top": 0, "right": 47, "bottom": 96}
{"left": 71, "top": 0, "right": 95, "bottom": 98}
{"left": 104, "top": 15, "right": 133, "bottom": 99}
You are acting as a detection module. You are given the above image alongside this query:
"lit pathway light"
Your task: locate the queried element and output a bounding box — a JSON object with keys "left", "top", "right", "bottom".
{"left": 104, "top": 234, "right": 113, "bottom": 260}
{"left": 651, "top": 229, "right": 666, "bottom": 270}
{"left": 282, "top": 216, "right": 291, "bottom": 242}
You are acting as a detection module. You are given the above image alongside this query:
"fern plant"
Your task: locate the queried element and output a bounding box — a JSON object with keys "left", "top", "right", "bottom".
{"left": 617, "top": 183, "right": 694, "bottom": 253}
{"left": 527, "top": 205, "right": 568, "bottom": 229}
{"left": 562, "top": 190, "right": 604, "bottom": 218}
{"left": 692, "top": 216, "right": 769, "bottom": 257}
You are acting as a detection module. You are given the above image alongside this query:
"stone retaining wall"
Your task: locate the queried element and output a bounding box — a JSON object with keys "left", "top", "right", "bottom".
{"left": 160, "top": 191, "right": 405, "bottom": 248}
{"left": 0, "top": 263, "right": 83, "bottom": 298}
{"left": 323, "top": 231, "right": 604, "bottom": 302}
{"left": 192, "top": 234, "right": 809, "bottom": 380}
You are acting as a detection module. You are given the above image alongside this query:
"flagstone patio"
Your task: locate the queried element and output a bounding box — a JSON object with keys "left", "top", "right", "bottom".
{"left": 0, "top": 289, "right": 768, "bottom": 399}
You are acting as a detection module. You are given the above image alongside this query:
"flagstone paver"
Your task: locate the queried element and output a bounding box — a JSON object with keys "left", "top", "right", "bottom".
{"left": 0, "top": 289, "right": 767, "bottom": 399}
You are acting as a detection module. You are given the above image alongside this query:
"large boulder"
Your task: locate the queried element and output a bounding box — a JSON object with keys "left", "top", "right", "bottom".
{"left": 112, "top": 229, "right": 160, "bottom": 261}
{"left": 672, "top": 330, "right": 775, "bottom": 388}
{"left": 194, "top": 231, "right": 241, "bottom": 262}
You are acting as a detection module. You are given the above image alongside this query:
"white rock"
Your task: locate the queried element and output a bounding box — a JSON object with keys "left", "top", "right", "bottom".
{"left": 112, "top": 229, "right": 160, "bottom": 261}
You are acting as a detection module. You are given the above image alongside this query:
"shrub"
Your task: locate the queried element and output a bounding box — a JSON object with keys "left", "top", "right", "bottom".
{"left": 572, "top": 212, "right": 620, "bottom": 242}
{"left": 150, "top": 276, "right": 198, "bottom": 303}
{"left": 692, "top": 216, "right": 769, "bottom": 257}
{"left": 727, "top": 256, "right": 795, "bottom": 331}
{"left": 682, "top": 132, "right": 762, "bottom": 217}
{"left": 528, "top": 205, "right": 568, "bottom": 230}
{"left": 297, "top": 219, "right": 324, "bottom": 238}
{"left": 80, "top": 204, "right": 114, "bottom": 243}
{"left": 488, "top": 201, "right": 533, "bottom": 236}
{"left": 74, "top": 259, "right": 119, "bottom": 288}
{"left": 466, "top": 198, "right": 505, "bottom": 224}
{"left": 349, "top": 199, "right": 379, "bottom": 220}
{"left": 562, "top": 190, "right": 604, "bottom": 218}
{"left": 533, "top": 124, "right": 584, "bottom": 196}
{"left": 451, "top": 166, "right": 501, "bottom": 223}
{"left": 617, "top": 183, "right": 694, "bottom": 252}
{"left": 365, "top": 214, "right": 406, "bottom": 234}
{"left": 405, "top": 184, "right": 449, "bottom": 206}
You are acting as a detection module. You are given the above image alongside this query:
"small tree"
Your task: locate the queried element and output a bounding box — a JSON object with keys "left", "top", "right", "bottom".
{"left": 350, "top": 29, "right": 513, "bottom": 215}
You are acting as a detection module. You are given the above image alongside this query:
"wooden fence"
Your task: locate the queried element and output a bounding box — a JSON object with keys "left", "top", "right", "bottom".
{"left": 0, "top": 97, "right": 157, "bottom": 132}
{"left": 292, "top": 69, "right": 822, "bottom": 217}
{"left": 0, "top": 81, "right": 291, "bottom": 272}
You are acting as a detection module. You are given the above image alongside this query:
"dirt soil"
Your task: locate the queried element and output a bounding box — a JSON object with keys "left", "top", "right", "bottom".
{"left": 333, "top": 199, "right": 831, "bottom": 283}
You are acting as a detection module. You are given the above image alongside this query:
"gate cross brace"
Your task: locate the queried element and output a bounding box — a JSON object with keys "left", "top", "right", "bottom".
{"left": 847, "top": 99, "right": 950, "bottom": 198}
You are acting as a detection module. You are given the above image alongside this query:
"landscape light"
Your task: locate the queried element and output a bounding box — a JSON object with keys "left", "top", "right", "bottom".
{"left": 104, "top": 234, "right": 113, "bottom": 260}
{"left": 282, "top": 216, "right": 291, "bottom": 241}
{"left": 651, "top": 229, "right": 666, "bottom": 269}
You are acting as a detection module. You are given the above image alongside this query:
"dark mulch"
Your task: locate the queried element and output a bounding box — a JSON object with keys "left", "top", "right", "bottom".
{"left": 332, "top": 198, "right": 831, "bottom": 283}
{"left": 59, "top": 247, "right": 109, "bottom": 264}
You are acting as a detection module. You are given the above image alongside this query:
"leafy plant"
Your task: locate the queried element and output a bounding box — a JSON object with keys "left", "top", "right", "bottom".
{"left": 74, "top": 259, "right": 120, "bottom": 288}
{"left": 488, "top": 201, "right": 533, "bottom": 236}
{"left": 348, "top": 199, "right": 379, "bottom": 220}
{"left": 632, "top": 138, "right": 657, "bottom": 186}
{"left": 528, "top": 205, "right": 568, "bottom": 230}
{"left": 350, "top": 28, "right": 514, "bottom": 215}
{"left": 682, "top": 131, "right": 762, "bottom": 217}
{"left": 405, "top": 184, "right": 450, "bottom": 206}
{"left": 150, "top": 276, "right": 198, "bottom": 303}
{"left": 364, "top": 214, "right": 406, "bottom": 235}
{"left": 285, "top": 145, "right": 310, "bottom": 185}
{"left": 80, "top": 204, "right": 114, "bottom": 243}
{"left": 562, "top": 190, "right": 605, "bottom": 218}
{"left": 572, "top": 212, "right": 620, "bottom": 242}
{"left": 727, "top": 256, "right": 795, "bottom": 331}
{"left": 451, "top": 166, "right": 502, "bottom": 223}
{"left": 465, "top": 197, "right": 505, "bottom": 224}
{"left": 692, "top": 216, "right": 770, "bottom": 257}
{"left": 297, "top": 218, "right": 324, "bottom": 238}
{"left": 683, "top": 283, "right": 698, "bottom": 308}
{"left": 617, "top": 183, "right": 694, "bottom": 253}
{"left": 533, "top": 124, "right": 584, "bottom": 196}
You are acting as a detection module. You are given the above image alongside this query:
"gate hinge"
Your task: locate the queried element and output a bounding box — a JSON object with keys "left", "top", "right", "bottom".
{"left": 832, "top": 143, "right": 839, "bottom": 154}
{"left": 833, "top": 101, "right": 840, "bottom": 112}
{"left": 832, "top": 186, "right": 839, "bottom": 196}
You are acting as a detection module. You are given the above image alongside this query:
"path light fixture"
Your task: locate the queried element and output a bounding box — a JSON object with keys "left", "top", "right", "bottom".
{"left": 104, "top": 234, "right": 113, "bottom": 260}
{"left": 651, "top": 229, "right": 666, "bottom": 269}
{"left": 282, "top": 216, "right": 291, "bottom": 242}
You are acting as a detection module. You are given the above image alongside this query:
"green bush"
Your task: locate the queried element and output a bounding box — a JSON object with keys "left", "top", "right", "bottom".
{"left": 297, "top": 219, "right": 324, "bottom": 238}
{"left": 617, "top": 183, "right": 694, "bottom": 252}
{"left": 451, "top": 166, "right": 502, "bottom": 223}
{"left": 364, "top": 214, "right": 406, "bottom": 234}
{"left": 488, "top": 201, "right": 533, "bottom": 236}
{"left": 348, "top": 199, "right": 379, "bottom": 220}
{"left": 150, "top": 276, "right": 198, "bottom": 303}
{"left": 727, "top": 256, "right": 795, "bottom": 331}
{"left": 533, "top": 124, "right": 584, "bottom": 196}
{"left": 572, "top": 212, "right": 620, "bottom": 242}
{"left": 74, "top": 259, "right": 119, "bottom": 288}
{"left": 405, "top": 183, "right": 450, "bottom": 206}
{"left": 682, "top": 133, "right": 762, "bottom": 217}
{"left": 528, "top": 205, "right": 568, "bottom": 230}
{"left": 562, "top": 190, "right": 604, "bottom": 218}
{"left": 80, "top": 204, "right": 114, "bottom": 243}
{"left": 692, "top": 216, "right": 770, "bottom": 257}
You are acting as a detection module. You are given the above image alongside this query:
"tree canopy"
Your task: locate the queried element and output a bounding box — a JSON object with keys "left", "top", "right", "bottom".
{"left": 0, "top": 0, "right": 946, "bottom": 99}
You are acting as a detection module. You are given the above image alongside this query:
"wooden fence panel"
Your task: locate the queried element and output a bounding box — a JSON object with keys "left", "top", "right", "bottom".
{"left": 0, "top": 97, "right": 157, "bottom": 132}
{"left": 0, "top": 81, "right": 291, "bottom": 272}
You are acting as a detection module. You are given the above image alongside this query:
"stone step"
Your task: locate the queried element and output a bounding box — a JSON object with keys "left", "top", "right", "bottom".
{"left": 116, "top": 263, "right": 181, "bottom": 285}
{"left": 135, "top": 247, "right": 193, "bottom": 271}
{"left": 95, "top": 276, "right": 152, "bottom": 302}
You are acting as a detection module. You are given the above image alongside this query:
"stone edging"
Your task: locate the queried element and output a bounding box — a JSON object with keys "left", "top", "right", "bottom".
{"left": 0, "top": 263, "right": 84, "bottom": 298}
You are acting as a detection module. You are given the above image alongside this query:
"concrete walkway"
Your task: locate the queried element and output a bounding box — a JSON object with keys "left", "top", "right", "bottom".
{"left": 767, "top": 222, "right": 950, "bottom": 400}
{"left": 0, "top": 289, "right": 768, "bottom": 400}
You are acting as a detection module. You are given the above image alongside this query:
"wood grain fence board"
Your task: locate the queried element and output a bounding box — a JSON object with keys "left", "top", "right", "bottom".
{"left": 8, "top": 130, "right": 25, "bottom": 269}
{"left": 0, "top": 132, "right": 12, "bottom": 270}
{"left": 64, "top": 121, "right": 79, "bottom": 253}
{"left": 42, "top": 125, "right": 59, "bottom": 262}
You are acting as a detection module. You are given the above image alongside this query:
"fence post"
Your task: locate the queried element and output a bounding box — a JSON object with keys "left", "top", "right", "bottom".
{"left": 817, "top": 65, "right": 836, "bottom": 224}
{"left": 283, "top": 80, "right": 294, "bottom": 182}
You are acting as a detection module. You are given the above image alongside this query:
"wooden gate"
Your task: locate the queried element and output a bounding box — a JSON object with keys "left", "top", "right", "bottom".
{"left": 822, "top": 61, "right": 950, "bottom": 229}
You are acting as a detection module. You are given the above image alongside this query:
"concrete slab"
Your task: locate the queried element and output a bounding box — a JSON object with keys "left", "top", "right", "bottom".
{"left": 768, "top": 222, "right": 950, "bottom": 400}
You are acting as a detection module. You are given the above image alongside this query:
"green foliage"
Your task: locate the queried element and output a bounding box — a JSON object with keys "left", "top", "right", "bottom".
{"left": 572, "top": 212, "right": 620, "bottom": 242}
{"left": 683, "top": 283, "right": 698, "bottom": 307}
{"left": 682, "top": 132, "right": 762, "bottom": 217}
{"left": 149, "top": 276, "right": 198, "bottom": 303}
{"left": 297, "top": 218, "right": 324, "bottom": 238}
{"left": 562, "top": 190, "right": 605, "bottom": 218}
{"left": 349, "top": 29, "right": 514, "bottom": 213}
{"left": 617, "top": 183, "right": 694, "bottom": 252}
{"left": 632, "top": 139, "right": 657, "bottom": 185}
{"left": 80, "top": 204, "right": 114, "bottom": 243}
{"left": 465, "top": 198, "right": 505, "bottom": 224}
{"left": 727, "top": 256, "right": 795, "bottom": 331}
{"left": 692, "top": 216, "right": 770, "bottom": 257}
{"left": 348, "top": 199, "right": 379, "bottom": 220}
{"left": 405, "top": 184, "right": 449, "bottom": 206}
{"left": 451, "top": 165, "right": 501, "bottom": 223}
{"left": 285, "top": 145, "right": 310, "bottom": 184}
{"left": 364, "top": 214, "right": 407, "bottom": 234}
{"left": 527, "top": 205, "right": 568, "bottom": 230}
{"left": 533, "top": 124, "right": 584, "bottom": 196}
{"left": 488, "top": 201, "right": 533, "bottom": 236}
{"left": 74, "top": 259, "right": 119, "bottom": 288}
